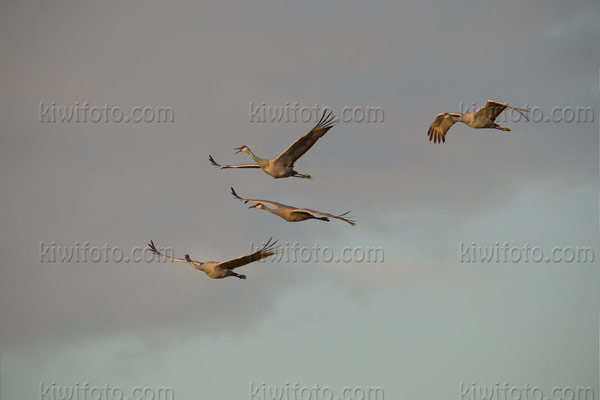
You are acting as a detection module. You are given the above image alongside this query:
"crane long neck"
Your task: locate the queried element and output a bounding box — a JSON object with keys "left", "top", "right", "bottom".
{"left": 245, "top": 148, "right": 265, "bottom": 164}
{"left": 454, "top": 113, "right": 466, "bottom": 122}
{"left": 186, "top": 259, "right": 203, "bottom": 270}
{"left": 262, "top": 205, "right": 278, "bottom": 214}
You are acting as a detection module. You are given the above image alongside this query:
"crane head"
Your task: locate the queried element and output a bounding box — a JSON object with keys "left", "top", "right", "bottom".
{"left": 443, "top": 113, "right": 449, "bottom": 116}
{"left": 249, "top": 202, "right": 263, "bottom": 209}
{"left": 235, "top": 145, "right": 248, "bottom": 154}
{"left": 184, "top": 254, "right": 190, "bottom": 261}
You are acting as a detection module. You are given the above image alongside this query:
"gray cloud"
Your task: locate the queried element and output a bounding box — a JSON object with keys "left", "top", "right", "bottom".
{"left": 0, "top": 0, "right": 598, "bottom": 364}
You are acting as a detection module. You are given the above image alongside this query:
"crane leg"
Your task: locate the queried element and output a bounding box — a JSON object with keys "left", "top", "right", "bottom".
{"left": 230, "top": 272, "right": 246, "bottom": 280}
{"left": 292, "top": 172, "right": 312, "bottom": 179}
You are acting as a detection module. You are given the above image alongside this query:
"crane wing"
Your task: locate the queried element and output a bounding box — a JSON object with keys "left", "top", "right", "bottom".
{"left": 230, "top": 187, "right": 287, "bottom": 208}
{"left": 294, "top": 208, "right": 357, "bottom": 226}
{"left": 209, "top": 155, "right": 261, "bottom": 169}
{"left": 216, "top": 238, "right": 278, "bottom": 270}
{"left": 475, "top": 100, "right": 530, "bottom": 122}
{"left": 428, "top": 113, "right": 460, "bottom": 143}
{"left": 147, "top": 240, "right": 187, "bottom": 262}
{"left": 274, "top": 110, "right": 336, "bottom": 166}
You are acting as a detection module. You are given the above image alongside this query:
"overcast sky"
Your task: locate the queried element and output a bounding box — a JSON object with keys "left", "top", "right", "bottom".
{"left": 1, "top": 0, "right": 599, "bottom": 398}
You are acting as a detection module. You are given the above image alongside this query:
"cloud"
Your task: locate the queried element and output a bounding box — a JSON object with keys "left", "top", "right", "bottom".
{"left": 0, "top": 0, "right": 598, "bottom": 355}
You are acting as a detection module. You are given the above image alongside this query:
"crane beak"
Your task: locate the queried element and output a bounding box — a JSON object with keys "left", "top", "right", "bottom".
{"left": 248, "top": 204, "right": 258, "bottom": 209}
{"left": 234, "top": 147, "right": 243, "bottom": 154}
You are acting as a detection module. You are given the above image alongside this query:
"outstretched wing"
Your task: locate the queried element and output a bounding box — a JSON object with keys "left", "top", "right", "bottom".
{"left": 428, "top": 113, "right": 460, "bottom": 143}
{"left": 274, "top": 110, "right": 336, "bottom": 166}
{"left": 230, "top": 187, "right": 287, "bottom": 208}
{"left": 294, "top": 208, "right": 357, "bottom": 226}
{"left": 475, "top": 100, "right": 530, "bottom": 122}
{"left": 147, "top": 240, "right": 187, "bottom": 262}
{"left": 209, "top": 155, "right": 261, "bottom": 169}
{"left": 216, "top": 238, "right": 278, "bottom": 270}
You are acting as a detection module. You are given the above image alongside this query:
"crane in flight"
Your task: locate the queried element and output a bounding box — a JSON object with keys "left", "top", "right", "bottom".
{"left": 231, "top": 187, "right": 356, "bottom": 226}
{"left": 428, "top": 100, "right": 530, "bottom": 143}
{"left": 209, "top": 110, "right": 337, "bottom": 179}
{"left": 147, "top": 238, "right": 278, "bottom": 280}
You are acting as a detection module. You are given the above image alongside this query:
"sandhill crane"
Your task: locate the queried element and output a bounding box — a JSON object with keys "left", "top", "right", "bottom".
{"left": 428, "top": 100, "right": 530, "bottom": 143}
{"left": 231, "top": 187, "right": 356, "bottom": 226}
{"left": 147, "top": 238, "right": 278, "bottom": 280}
{"left": 209, "top": 110, "right": 337, "bottom": 179}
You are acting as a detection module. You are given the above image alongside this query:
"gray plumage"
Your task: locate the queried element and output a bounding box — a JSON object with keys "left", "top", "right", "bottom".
{"left": 231, "top": 187, "right": 356, "bottom": 226}
{"left": 147, "top": 239, "right": 278, "bottom": 280}
{"left": 428, "top": 100, "right": 530, "bottom": 143}
{"left": 209, "top": 110, "right": 336, "bottom": 179}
